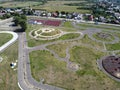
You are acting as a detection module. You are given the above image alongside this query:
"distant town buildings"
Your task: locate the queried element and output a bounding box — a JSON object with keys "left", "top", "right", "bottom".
{"left": 96, "top": 0, "right": 120, "bottom": 5}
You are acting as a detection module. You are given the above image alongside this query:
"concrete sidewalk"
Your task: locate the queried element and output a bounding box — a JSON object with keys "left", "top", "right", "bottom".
{"left": 0, "top": 31, "right": 18, "bottom": 53}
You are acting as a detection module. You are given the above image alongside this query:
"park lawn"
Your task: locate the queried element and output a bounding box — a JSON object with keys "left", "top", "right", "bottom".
{"left": 29, "top": 47, "right": 120, "bottom": 90}
{"left": 46, "top": 33, "right": 80, "bottom": 58}
{"left": 59, "top": 33, "right": 80, "bottom": 40}
{"left": 92, "top": 33, "right": 115, "bottom": 42}
{"left": 28, "top": 32, "right": 80, "bottom": 47}
{"left": 79, "top": 35, "right": 104, "bottom": 51}
{"left": 26, "top": 24, "right": 54, "bottom": 47}
{"left": 110, "top": 31, "right": 120, "bottom": 39}
{"left": 26, "top": 24, "right": 61, "bottom": 47}
{"left": 47, "top": 42, "right": 71, "bottom": 58}
{"left": 77, "top": 23, "right": 120, "bottom": 31}
{"left": 69, "top": 46, "right": 120, "bottom": 90}
{"left": 26, "top": 23, "right": 78, "bottom": 47}
{"left": 106, "top": 42, "right": 120, "bottom": 51}
{"left": 0, "top": 33, "right": 13, "bottom": 47}
{"left": 41, "top": 30, "right": 61, "bottom": 36}
{"left": 0, "top": 42, "right": 19, "bottom": 90}
{"left": 63, "top": 21, "right": 73, "bottom": 28}
{"left": 0, "top": 1, "right": 42, "bottom": 8}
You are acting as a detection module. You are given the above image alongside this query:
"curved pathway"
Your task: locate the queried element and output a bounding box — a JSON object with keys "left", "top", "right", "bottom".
{"left": 1, "top": 18, "right": 120, "bottom": 89}
{"left": 18, "top": 21, "right": 120, "bottom": 90}
{"left": 0, "top": 31, "right": 18, "bottom": 53}
{"left": 18, "top": 33, "right": 64, "bottom": 90}
{"left": 83, "top": 29, "right": 120, "bottom": 44}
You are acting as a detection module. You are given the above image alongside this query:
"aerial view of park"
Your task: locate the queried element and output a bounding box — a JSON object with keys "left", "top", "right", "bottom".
{"left": 0, "top": 0, "right": 120, "bottom": 90}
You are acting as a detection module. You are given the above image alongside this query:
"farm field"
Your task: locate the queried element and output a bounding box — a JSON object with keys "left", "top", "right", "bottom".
{"left": 0, "top": 1, "right": 42, "bottom": 8}
{"left": 0, "top": 0, "right": 92, "bottom": 13}
{"left": 32, "top": 1, "right": 91, "bottom": 13}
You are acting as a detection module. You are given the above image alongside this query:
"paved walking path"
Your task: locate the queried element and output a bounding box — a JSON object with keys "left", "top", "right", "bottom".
{"left": 25, "top": 22, "right": 120, "bottom": 86}
{"left": 1, "top": 18, "right": 120, "bottom": 90}
{"left": 0, "top": 31, "right": 18, "bottom": 53}
{"left": 18, "top": 32, "right": 64, "bottom": 90}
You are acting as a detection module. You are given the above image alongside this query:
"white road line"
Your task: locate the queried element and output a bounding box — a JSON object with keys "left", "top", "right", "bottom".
{"left": 18, "top": 82, "right": 24, "bottom": 90}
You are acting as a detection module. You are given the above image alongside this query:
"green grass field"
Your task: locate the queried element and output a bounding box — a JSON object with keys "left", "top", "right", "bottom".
{"left": 106, "top": 42, "right": 120, "bottom": 51}
{"left": 32, "top": 1, "right": 91, "bottom": 13}
{"left": 80, "top": 35, "right": 104, "bottom": 50}
{"left": 0, "top": 33, "right": 13, "bottom": 47}
{"left": 47, "top": 42, "right": 71, "bottom": 58}
{"left": 60, "top": 33, "right": 80, "bottom": 40}
{"left": 26, "top": 23, "right": 78, "bottom": 47}
{"left": 63, "top": 21, "right": 73, "bottom": 28}
{"left": 0, "top": 42, "right": 19, "bottom": 90}
{"left": 92, "top": 33, "right": 115, "bottom": 42}
{"left": 1, "top": 0, "right": 120, "bottom": 89}
{"left": 27, "top": 16, "right": 120, "bottom": 90}
{"left": 29, "top": 46, "right": 120, "bottom": 90}
{"left": 77, "top": 23, "right": 120, "bottom": 31}
{"left": 0, "top": 0, "right": 91, "bottom": 13}
{"left": 41, "top": 30, "right": 61, "bottom": 36}
{"left": 0, "top": 1, "right": 42, "bottom": 8}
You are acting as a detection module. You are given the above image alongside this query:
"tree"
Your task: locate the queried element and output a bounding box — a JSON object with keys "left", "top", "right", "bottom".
{"left": 14, "top": 16, "right": 21, "bottom": 26}
{"left": 13, "top": 15, "right": 27, "bottom": 32}
{"left": 21, "top": 15, "right": 27, "bottom": 20}
{"left": 2, "top": 13, "right": 11, "bottom": 19}
{"left": 19, "top": 19, "right": 27, "bottom": 31}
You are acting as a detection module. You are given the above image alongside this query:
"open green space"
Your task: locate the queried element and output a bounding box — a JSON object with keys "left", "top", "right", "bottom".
{"left": 0, "top": 1, "right": 42, "bottom": 8}
{"left": 27, "top": 16, "right": 120, "bottom": 90}
{"left": 0, "top": 33, "right": 13, "bottom": 47}
{"left": 29, "top": 32, "right": 80, "bottom": 47}
{"left": 106, "top": 42, "right": 120, "bottom": 51}
{"left": 29, "top": 46, "right": 120, "bottom": 90}
{"left": 77, "top": 23, "right": 120, "bottom": 31}
{"left": 32, "top": 1, "right": 90, "bottom": 13}
{"left": 110, "top": 32, "right": 120, "bottom": 39}
{"left": 63, "top": 21, "right": 73, "bottom": 28}
{"left": 70, "top": 46, "right": 104, "bottom": 65}
{"left": 0, "top": 42, "right": 19, "bottom": 90}
{"left": 47, "top": 35, "right": 105, "bottom": 59}
{"left": 41, "top": 30, "right": 61, "bottom": 36}
{"left": 59, "top": 33, "right": 80, "bottom": 40}
{"left": 26, "top": 24, "right": 53, "bottom": 46}
{"left": 80, "top": 35, "right": 104, "bottom": 50}
{"left": 26, "top": 23, "right": 78, "bottom": 47}
{"left": 47, "top": 42, "right": 71, "bottom": 58}
{"left": 92, "top": 33, "right": 115, "bottom": 42}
